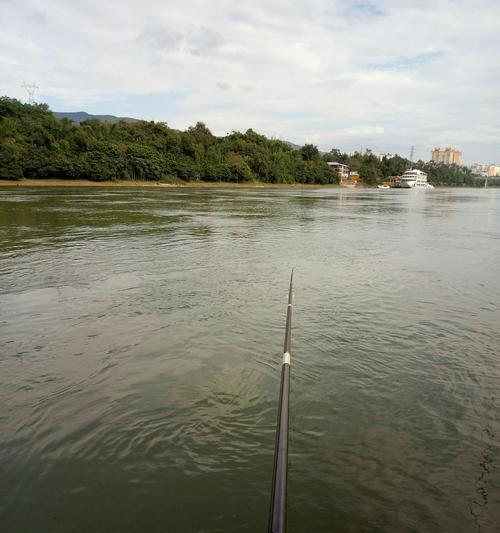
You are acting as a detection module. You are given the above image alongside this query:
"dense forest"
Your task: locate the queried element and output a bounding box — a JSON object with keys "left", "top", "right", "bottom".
{"left": 0, "top": 97, "right": 495, "bottom": 186}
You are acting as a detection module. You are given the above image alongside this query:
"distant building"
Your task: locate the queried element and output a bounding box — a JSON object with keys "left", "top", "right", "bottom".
{"left": 377, "top": 153, "right": 395, "bottom": 160}
{"left": 471, "top": 163, "right": 489, "bottom": 177}
{"left": 327, "top": 162, "right": 350, "bottom": 179}
{"left": 431, "top": 147, "right": 462, "bottom": 165}
{"left": 471, "top": 164, "right": 500, "bottom": 177}
{"left": 488, "top": 165, "right": 500, "bottom": 177}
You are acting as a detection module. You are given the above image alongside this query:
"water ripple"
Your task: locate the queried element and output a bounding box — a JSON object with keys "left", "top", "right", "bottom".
{"left": 0, "top": 187, "right": 499, "bottom": 532}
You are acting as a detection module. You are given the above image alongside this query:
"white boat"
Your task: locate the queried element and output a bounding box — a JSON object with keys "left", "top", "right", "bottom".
{"left": 377, "top": 184, "right": 390, "bottom": 189}
{"left": 399, "top": 169, "right": 434, "bottom": 189}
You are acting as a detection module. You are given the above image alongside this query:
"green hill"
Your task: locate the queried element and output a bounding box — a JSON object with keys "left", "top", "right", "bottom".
{"left": 1, "top": 97, "right": 488, "bottom": 186}
{"left": 0, "top": 97, "right": 336, "bottom": 184}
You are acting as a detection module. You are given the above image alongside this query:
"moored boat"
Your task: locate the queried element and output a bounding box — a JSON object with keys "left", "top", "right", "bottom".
{"left": 399, "top": 169, "right": 434, "bottom": 189}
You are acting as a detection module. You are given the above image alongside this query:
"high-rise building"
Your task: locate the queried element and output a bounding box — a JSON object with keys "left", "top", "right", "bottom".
{"left": 488, "top": 165, "right": 500, "bottom": 177}
{"left": 431, "top": 147, "right": 462, "bottom": 166}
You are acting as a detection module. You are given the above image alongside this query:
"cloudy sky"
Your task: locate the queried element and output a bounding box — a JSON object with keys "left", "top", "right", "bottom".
{"left": 1, "top": 0, "right": 499, "bottom": 163}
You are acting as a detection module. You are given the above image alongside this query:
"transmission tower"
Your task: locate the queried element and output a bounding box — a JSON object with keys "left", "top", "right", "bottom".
{"left": 409, "top": 145, "right": 415, "bottom": 162}
{"left": 21, "top": 83, "right": 39, "bottom": 104}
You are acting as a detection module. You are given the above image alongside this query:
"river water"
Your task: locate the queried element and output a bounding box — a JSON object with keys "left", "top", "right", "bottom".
{"left": 0, "top": 186, "right": 499, "bottom": 533}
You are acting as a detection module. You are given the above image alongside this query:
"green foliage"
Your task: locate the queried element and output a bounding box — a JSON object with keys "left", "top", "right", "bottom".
{"left": 0, "top": 97, "right": 484, "bottom": 186}
{"left": 414, "top": 161, "right": 478, "bottom": 186}
{"left": 300, "top": 144, "right": 320, "bottom": 161}
{"left": 0, "top": 137, "right": 24, "bottom": 180}
{"left": 0, "top": 98, "right": 342, "bottom": 184}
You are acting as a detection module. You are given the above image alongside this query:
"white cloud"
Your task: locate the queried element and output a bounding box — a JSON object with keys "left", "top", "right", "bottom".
{"left": 0, "top": 0, "right": 499, "bottom": 163}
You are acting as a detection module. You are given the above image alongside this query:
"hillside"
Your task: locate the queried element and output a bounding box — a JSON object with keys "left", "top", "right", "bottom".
{"left": 1, "top": 97, "right": 489, "bottom": 186}
{"left": 0, "top": 97, "right": 336, "bottom": 184}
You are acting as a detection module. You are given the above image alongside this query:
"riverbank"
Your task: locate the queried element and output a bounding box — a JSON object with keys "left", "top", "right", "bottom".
{"left": 0, "top": 179, "right": 339, "bottom": 189}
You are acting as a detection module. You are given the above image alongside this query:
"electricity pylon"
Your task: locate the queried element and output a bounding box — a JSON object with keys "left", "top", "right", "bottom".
{"left": 21, "top": 83, "right": 39, "bottom": 104}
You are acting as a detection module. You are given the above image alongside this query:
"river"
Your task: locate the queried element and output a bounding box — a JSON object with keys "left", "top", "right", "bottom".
{"left": 0, "top": 186, "right": 499, "bottom": 533}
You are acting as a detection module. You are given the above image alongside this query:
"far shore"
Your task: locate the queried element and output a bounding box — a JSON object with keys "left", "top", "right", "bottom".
{"left": 0, "top": 179, "right": 341, "bottom": 189}
{"left": 0, "top": 179, "right": 488, "bottom": 190}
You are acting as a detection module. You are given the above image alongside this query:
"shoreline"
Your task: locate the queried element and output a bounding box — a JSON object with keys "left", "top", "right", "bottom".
{"left": 0, "top": 179, "right": 489, "bottom": 190}
{"left": 0, "top": 179, "right": 340, "bottom": 189}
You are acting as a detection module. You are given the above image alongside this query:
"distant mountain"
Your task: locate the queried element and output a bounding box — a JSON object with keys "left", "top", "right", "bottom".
{"left": 284, "top": 141, "right": 301, "bottom": 150}
{"left": 53, "top": 111, "right": 139, "bottom": 124}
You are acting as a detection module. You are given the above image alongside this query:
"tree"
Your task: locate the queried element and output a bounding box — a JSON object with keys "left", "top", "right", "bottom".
{"left": 300, "top": 143, "right": 320, "bottom": 161}
{"left": 0, "top": 138, "right": 24, "bottom": 179}
{"left": 0, "top": 97, "right": 485, "bottom": 187}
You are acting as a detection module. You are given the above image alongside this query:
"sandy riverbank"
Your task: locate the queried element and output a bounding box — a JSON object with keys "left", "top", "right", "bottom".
{"left": 0, "top": 179, "right": 341, "bottom": 189}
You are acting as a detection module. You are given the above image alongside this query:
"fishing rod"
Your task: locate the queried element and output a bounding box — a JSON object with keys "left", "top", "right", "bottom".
{"left": 268, "top": 270, "right": 293, "bottom": 533}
